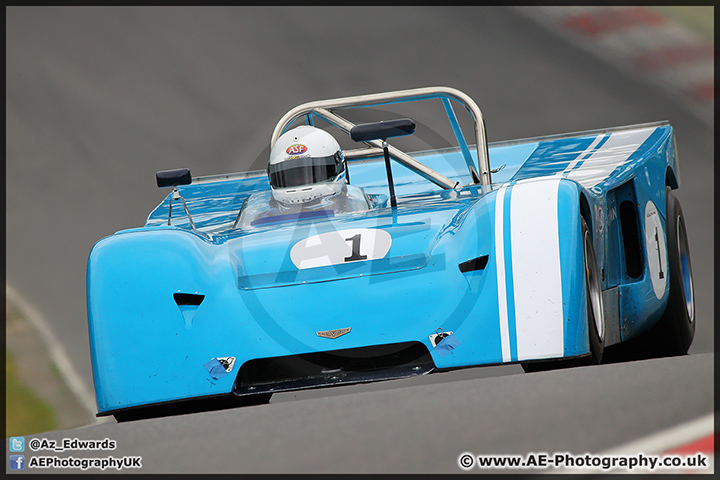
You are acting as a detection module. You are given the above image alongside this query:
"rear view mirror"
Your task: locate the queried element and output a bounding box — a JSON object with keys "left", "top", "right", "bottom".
{"left": 350, "top": 118, "right": 416, "bottom": 142}
{"left": 155, "top": 168, "right": 195, "bottom": 229}
{"left": 156, "top": 168, "right": 192, "bottom": 188}
{"left": 350, "top": 119, "right": 416, "bottom": 210}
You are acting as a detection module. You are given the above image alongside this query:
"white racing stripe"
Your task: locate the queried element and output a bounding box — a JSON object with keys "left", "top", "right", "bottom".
{"left": 556, "top": 133, "right": 606, "bottom": 177}
{"left": 566, "top": 127, "right": 656, "bottom": 188}
{"left": 510, "top": 178, "right": 564, "bottom": 361}
{"left": 494, "top": 184, "right": 512, "bottom": 362}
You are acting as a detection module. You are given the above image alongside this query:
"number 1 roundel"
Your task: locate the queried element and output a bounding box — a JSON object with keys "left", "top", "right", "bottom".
{"left": 644, "top": 200, "right": 667, "bottom": 300}
{"left": 290, "top": 228, "right": 392, "bottom": 270}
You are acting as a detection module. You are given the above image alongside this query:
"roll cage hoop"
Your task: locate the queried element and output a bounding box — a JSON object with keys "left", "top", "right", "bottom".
{"left": 270, "top": 86, "right": 491, "bottom": 190}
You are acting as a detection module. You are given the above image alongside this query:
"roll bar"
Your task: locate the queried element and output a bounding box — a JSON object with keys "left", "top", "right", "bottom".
{"left": 270, "top": 86, "right": 491, "bottom": 189}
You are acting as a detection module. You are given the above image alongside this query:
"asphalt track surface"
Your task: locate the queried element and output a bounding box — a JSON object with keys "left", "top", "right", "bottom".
{"left": 6, "top": 6, "right": 714, "bottom": 474}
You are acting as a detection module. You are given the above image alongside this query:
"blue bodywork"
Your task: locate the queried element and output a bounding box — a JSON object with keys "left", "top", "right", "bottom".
{"left": 87, "top": 93, "right": 679, "bottom": 416}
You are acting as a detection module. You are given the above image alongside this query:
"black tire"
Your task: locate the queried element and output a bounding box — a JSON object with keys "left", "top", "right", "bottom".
{"left": 581, "top": 216, "right": 605, "bottom": 364}
{"left": 603, "top": 188, "right": 694, "bottom": 363}
{"left": 644, "top": 188, "right": 695, "bottom": 355}
{"left": 522, "top": 217, "right": 604, "bottom": 372}
{"left": 113, "top": 392, "right": 272, "bottom": 422}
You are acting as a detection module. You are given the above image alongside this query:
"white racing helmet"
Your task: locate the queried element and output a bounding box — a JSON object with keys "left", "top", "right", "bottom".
{"left": 268, "top": 125, "right": 346, "bottom": 204}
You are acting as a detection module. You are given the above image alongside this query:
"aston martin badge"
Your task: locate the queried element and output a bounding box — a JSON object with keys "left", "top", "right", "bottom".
{"left": 316, "top": 327, "right": 351, "bottom": 339}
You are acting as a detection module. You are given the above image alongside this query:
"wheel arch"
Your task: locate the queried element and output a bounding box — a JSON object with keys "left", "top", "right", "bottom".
{"left": 666, "top": 165, "right": 679, "bottom": 190}
{"left": 579, "top": 191, "right": 593, "bottom": 237}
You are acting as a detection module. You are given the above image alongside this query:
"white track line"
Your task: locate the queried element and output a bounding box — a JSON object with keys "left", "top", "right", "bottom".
{"left": 599, "top": 411, "right": 714, "bottom": 456}
{"left": 6, "top": 284, "right": 109, "bottom": 424}
{"left": 557, "top": 411, "right": 714, "bottom": 474}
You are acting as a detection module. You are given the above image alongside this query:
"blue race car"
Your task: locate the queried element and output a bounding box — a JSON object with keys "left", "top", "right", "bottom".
{"left": 87, "top": 86, "right": 694, "bottom": 421}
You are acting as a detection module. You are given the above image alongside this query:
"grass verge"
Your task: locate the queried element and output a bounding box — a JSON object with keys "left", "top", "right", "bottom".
{"left": 651, "top": 6, "right": 714, "bottom": 42}
{"left": 5, "top": 351, "right": 58, "bottom": 437}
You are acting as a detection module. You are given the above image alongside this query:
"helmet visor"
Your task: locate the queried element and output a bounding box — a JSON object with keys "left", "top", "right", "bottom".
{"left": 268, "top": 152, "right": 344, "bottom": 188}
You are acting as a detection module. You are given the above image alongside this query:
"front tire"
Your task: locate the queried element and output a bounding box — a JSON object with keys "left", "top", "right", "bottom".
{"left": 582, "top": 216, "right": 605, "bottom": 364}
{"left": 522, "top": 217, "right": 604, "bottom": 372}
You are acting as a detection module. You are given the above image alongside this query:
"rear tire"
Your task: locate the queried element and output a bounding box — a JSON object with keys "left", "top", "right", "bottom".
{"left": 522, "top": 217, "right": 604, "bottom": 372}
{"left": 603, "top": 188, "right": 694, "bottom": 362}
{"left": 637, "top": 188, "right": 695, "bottom": 356}
{"left": 654, "top": 188, "right": 695, "bottom": 354}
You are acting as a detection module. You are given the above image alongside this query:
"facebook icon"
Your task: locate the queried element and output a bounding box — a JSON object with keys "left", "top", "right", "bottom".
{"left": 9, "top": 455, "right": 25, "bottom": 470}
